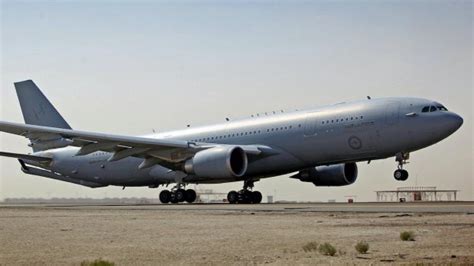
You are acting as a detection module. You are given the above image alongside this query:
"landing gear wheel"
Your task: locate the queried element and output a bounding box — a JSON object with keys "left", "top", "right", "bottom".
{"left": 175, "top": 189, "right": 186, "bottom": 202}
{"left": 159, "top": 190, "right": 171, "bottom": 204}
{"left": 227, "top": 190, "right": 239, "bottom": 204}
{"left": 401, "top": 170, "right": 409, "bottom": 181}
{"left": 251, "top": 191, "right": 262, "bottom": 204}
{"left": 170, "top": 193, "right": 179, "bottom": 204}
{"left": 228, "top": 179, "right": 262, "bottom": 204}
{"left": 394, "top": 169, "right": 409, "bottom": 181}
{"left": 184, "top": 189, "right": 197, "bottom": 203}
{"left": 240, "top": 190, "right": 253, "bottom": 204}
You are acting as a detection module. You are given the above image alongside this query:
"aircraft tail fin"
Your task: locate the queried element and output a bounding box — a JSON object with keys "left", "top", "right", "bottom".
{"left": 14, "top": 80, "right": 72, "bottom": 130}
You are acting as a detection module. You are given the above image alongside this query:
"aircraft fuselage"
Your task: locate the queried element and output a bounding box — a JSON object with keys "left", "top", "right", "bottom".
{"left": 35, "top": 97, "right": 462, "bottom": 187}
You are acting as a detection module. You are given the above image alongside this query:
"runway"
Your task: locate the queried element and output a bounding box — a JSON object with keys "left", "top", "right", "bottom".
{"left": 1, "top": 201, "right": 473, "bottom": 213}
{"left": 1, "top": 202, "right": 473, "bottom": 265}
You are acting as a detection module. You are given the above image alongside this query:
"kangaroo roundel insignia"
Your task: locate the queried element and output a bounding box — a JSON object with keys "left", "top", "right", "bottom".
{"left": 348, "top": 136, "right": 362, "bottom": 150}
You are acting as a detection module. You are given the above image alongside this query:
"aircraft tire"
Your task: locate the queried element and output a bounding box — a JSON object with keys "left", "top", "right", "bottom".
{"left": 175, "top": 189, "right": 186, "bottom": 202}
{"left": 240, "top": 190, "right": 253, "bottom": 204}
{"left": 185, "top": 189, "right": 197, "bottom": 203}
{"left": 251, "top": 191, "right": 262, "bottom": 204}
{"left": 400, "top": 169, "right": 409, "bottom": 181}
{"left": 394, "top": 169, "right": 403, "bottom": 181}
{"left": 394, "top": 169, "right": 409, "bottom": 181}
{"left": 170, "top": 193, "right": 179, "bottom": 204}
{"left": 227, "top": 190, "right": 239, "bottom": 204}
{"left": 159, "top": 190, "right": 171, "bottom": 204}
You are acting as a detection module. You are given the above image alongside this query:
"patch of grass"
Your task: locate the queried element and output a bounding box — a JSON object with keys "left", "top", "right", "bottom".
{"left": 80, "top": 259, "right": 115, "bottom": 266}
{"left": 318, "top": 242, "right": 337, "bottom": 256}
{"left": 355, "top": 241, "right": 369, "bottom": 254}
{"left": 302, "top": 241, "right": 319, "bottom": 252}
{"left": 400, "top": 231, "right": 415, "bottom": 241}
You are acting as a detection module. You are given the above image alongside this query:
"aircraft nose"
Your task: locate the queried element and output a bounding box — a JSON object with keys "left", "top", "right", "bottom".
{"left": 447, "top": 112, "right": 463, "bottom": 132}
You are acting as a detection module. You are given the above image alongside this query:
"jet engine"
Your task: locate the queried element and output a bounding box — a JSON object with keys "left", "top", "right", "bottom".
{"left": 184, "top": 146, "right": 248, "bottom": 178}
{"left": 290, "top": 163, "right": 358, "bottom": 186}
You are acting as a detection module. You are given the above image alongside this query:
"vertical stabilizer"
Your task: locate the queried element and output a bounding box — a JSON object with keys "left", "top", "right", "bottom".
{"left": 14, "top": 80, "right": 72, "bottom": 129}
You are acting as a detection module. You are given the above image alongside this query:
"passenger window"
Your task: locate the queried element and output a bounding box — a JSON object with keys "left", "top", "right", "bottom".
{"left": 422, "top": 106, "right": 430, "bottom": 113}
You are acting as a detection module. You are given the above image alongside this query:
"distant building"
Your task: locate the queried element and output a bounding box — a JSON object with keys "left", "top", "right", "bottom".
{"left": 195, "top": 189, "right": 227, "bottom": 203}
{"left": 376, "top": 187, "right": 459, "bottom": 202}
{"left": 267, "top": 195, "right": 273, "bottom": 203}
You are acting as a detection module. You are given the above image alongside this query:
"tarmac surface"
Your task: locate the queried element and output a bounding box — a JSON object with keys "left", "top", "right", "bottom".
{"left": 1, "top": 202, "right": 473, "bottom": 265}
{"left": 1, "top": 201, "right": 472, "bottom": 213}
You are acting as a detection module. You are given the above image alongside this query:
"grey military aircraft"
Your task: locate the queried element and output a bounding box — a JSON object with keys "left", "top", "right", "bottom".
{"left": 0, "top": 80, "right": 463, "bottom": 204}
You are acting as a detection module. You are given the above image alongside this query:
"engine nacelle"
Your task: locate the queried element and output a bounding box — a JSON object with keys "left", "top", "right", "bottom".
{"left": 184, "top": 146, "right": 248, "bottom": 179}
{"left": 291, "top": 163, "right": 358, "bottom": 186}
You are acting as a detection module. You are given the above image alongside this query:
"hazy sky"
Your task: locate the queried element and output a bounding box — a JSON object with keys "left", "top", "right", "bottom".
{"left": 1, "top": 1, "right": 472, "bottom": 201}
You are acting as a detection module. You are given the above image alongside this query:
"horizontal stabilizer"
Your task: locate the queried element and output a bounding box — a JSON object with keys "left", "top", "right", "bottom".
{"left": 21, "top": 166, "right": 106, "bottom": 188}
{"left": 0, "top": 151, "right": 52, "bottom": 162}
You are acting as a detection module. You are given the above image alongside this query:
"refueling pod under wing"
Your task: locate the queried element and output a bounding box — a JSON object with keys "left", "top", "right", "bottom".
{"left": 290, "top": 163, "right": 358, "bottom": 186}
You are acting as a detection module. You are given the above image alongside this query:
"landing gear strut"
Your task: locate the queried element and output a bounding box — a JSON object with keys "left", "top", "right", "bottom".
{"left": 159, "top": 184, "right": 197, "bottom": 204}
{"left": 394, "top": 152, "right": 409, "bottom": 181}
{"left": 227, "top": 180, "right": 262, "bottom": 204}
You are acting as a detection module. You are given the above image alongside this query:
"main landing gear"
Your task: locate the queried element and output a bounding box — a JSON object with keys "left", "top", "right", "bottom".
{"left": 227, "top": 180, "right": 262, "bottom": 204}
{"left": 394, "top": 152, "right": 409, "bottom": 181}
{"left": 159, "top": 185, "right": 197, "bottom": 204}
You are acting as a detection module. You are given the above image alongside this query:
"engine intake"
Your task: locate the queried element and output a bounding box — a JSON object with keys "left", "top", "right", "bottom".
{"left": 291, "top": 163, "right": 358, "bottom": 186}
{"left": 184, "top": 146, "right": 248, "bottom": 178}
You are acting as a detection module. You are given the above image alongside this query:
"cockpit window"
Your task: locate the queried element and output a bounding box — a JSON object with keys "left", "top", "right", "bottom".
{"left": 436, "top": 105, "right": 448, "bottom": 111}
{"left": 422, "top": 104, "right": 448, "bottom": 113}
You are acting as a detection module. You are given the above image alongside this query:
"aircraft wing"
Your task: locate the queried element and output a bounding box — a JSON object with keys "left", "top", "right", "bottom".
{"left": 0, "top": 121, "right": 269, "bottom": 168}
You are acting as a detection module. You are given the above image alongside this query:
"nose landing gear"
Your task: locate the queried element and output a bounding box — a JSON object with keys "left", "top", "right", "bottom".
{"left": 394, "top": 152, "right": 409, "bottom": 181}
{"left": 159, "top": 184, "right": 197, "bottom": 204}
{"left": 227, "top": 179, "right": 263, "bottom": 204}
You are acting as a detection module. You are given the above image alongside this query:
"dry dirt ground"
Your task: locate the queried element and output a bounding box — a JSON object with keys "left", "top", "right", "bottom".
{"left": 0, "top": 204, "right": 473, "bottom": 265}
